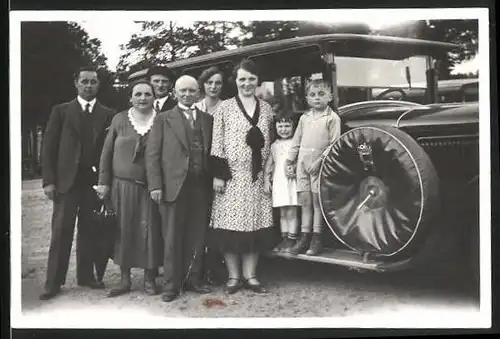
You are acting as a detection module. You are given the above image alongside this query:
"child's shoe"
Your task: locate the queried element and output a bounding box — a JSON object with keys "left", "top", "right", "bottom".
{"left": 281, "top": 236, "right": 297, "bottom": 252}
{"left": 306, "top": 232, "right": 323, "bottom": 256}
{"left": 273, "top": 235, "right": 288, "bottom": 252}
{"left": 288, "top": 232, "right": 311, "bottom": 255}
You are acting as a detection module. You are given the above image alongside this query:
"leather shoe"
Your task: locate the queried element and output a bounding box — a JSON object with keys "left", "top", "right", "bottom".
{"left": 144, "top": 280, "right": 160, "bottom": 296}
{"left": 79, "top": 280, "right": 105, "bottom": 289}
{"left": 161, "top": 291, "right": 179, "bottom": 302}
{"left": 107, "top": 285, "right": 131, "bottom": 298}
{"left": 243, "top": 277, "right": 268, "bottom": 294}
{"left": 39, "top": 287, "right": 61, "bottom": 301}
{"left": 184, "top": 282, "right": 211, "bottom": 294}
{"left": 223, "top": 278, "right": 242, "bottom": 295}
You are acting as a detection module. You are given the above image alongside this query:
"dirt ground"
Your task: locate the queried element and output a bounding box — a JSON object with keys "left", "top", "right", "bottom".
{"left": 17, "top": 179, "right": 483, "bottom": 328}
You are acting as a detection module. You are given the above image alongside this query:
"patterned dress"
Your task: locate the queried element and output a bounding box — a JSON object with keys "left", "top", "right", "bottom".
{"left": 209, "top": 97, "right": 277, "bottom": 253}
{"left": 195, "top": 97, "right": 222, "bottom": 115}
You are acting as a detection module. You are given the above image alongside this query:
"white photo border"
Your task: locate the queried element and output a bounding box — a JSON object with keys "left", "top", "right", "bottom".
{"left": 10, "top": 7, "right": 491, "bottom": 329}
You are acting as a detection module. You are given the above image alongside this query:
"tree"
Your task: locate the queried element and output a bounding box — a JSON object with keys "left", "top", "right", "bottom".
{"left": 373, "top": 20, "right": 479, "bottom": 79}
{"left": 116, "top": 21, "right": 243, "bottom": 80}
{"left": 239, "top": 21, "right": 301, "bottom": 45}
{"left": 21, "top": 21, "right": 113, "bottom": 175}
{"left": 424, "top": 20, "right": 478, "bottom": 79}
{"left": 187, "top": 21, "right": 242, "bottom": 56}
{"left": 238, "top": 21, "right": 371, "bottom": 46}
{"left": 21, "top": 21, "right": 112, "bottom": 128}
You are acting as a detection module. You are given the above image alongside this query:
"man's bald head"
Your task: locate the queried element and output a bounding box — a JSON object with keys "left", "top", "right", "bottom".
{"left": 175, "top": 75, "right": 199, "bottom": 107}
{"left": 175, "top": 75, "right": 199, "bottom": 90}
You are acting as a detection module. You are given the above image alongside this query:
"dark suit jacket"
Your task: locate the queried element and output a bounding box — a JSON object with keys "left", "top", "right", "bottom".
{"left": 42, "top": 99, "right": 115, "bottom": 193}
{"left": 158, "top": 95, "right": 177, "bottom": 112}
{"left": 146, "top": 106, "right": 213, "bottom": 202}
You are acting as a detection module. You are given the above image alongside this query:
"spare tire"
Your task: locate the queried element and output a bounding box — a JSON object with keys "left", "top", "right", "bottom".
{"left": 319, "top": 125, "right": 440, "bottom": 257}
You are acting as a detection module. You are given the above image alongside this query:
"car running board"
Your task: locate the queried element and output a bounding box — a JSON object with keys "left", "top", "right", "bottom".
{"left": 267, "top": 247, "right": 389, "bottom": 271}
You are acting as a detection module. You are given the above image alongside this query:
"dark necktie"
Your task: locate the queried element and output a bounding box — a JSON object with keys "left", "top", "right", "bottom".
{"left": 184, "top": 109, "right": 195, "bottom": 128}
{"left": 155, "top": 101, "right": 161, "bottom": 112}
{"left": 84, "top": 103, "right": 91, "bottom": 114}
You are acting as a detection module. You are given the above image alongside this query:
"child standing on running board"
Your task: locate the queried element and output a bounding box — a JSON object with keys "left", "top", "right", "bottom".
{"left": 264, "top": 113, "right": 300, "bottom": 252}
{"left": 285, "top": 79, "right": 341, "bottom": 256}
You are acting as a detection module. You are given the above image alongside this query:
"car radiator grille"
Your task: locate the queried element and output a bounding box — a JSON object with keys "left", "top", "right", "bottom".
{"left": 417, "top": 135, "right": 479, "bottom": 183}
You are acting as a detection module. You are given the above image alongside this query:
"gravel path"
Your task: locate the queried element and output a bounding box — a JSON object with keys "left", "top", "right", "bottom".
{"left": 17, "top": 179, "right": 482, "bottom": 328}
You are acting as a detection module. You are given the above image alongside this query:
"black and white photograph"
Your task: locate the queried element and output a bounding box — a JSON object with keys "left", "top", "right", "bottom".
{"left": 10, "top": 8, "right": 491, "bottom": 329}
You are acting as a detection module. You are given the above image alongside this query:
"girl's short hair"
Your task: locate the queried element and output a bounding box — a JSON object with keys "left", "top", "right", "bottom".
{"left": 128, "top": 79, "right": 155, "bottom": 97}
{"left": 271, "top": 111, "right": 296, "bottom": 141}
{"left": 275, "top": 113, "right": 294, "bottom": 124}
{"left": 198, "top": 66, "right": 224, "bottom": 94}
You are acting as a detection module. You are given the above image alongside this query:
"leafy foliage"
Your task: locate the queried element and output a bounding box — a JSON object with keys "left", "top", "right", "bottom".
{"left": 239, "top": 21, "right": 371, "bottom": 45}
{"left": 116, "top": 21, "right": 243, "bottom": 80}
{"left": 117, "top": 19, "right": 477, "bottom": 81}
{"left": 373, "top": 20, "right": 479, "bottom": 78}
{"left": 21, "top": 21, "right": 115, "bottom": 129}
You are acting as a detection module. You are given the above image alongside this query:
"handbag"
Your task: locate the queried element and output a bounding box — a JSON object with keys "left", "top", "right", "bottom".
{"left": 91, "top": 198, "right": 118, "bottom": 281}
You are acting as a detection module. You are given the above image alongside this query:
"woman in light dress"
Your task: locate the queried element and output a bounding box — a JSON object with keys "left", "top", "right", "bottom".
{"left": 209, "top": 60, "right": 276, "bottom": 294}
{"left": 195, "top": 66, "right": 224, "bottom": 115}
{"left": 264, "top": 113, "right": 300, "bottom": 253}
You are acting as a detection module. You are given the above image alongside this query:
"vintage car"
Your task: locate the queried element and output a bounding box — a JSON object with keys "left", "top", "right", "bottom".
{"left": 129, "top": 33, "right": 480, "bottom": 287}
{"left": 372, "top": 78, "right": 479, "bottom": 103}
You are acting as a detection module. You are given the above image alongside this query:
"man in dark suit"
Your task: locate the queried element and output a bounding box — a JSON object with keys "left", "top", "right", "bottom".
{"left": 147, "top": 65, "right": 177, "bottom": 280}
{"left": 40, "top": 66, "right": 115, "bottom": 300}
{"left": 146, "top": 75, "right": 213, "bottom": 302}
{"left": 148, "top": 66, "right": 177, "bottom": 112}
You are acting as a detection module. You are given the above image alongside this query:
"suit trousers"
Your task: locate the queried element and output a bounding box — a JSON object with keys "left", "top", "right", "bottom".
{"left": 44, "top": 173, "right": 98, "bottom": 291}
{"left": 159, "top": 173, "right": 209, "bottom": 293}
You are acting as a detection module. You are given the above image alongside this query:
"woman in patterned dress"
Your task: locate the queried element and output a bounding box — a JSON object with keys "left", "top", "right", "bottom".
{"left": 95, "top": 80, "right": 162, "bottom": 297}
{"left": 195, "top": 66, "right": 224, "bottom": 115}
{"left": 195, "top": 66, "right": 227, "bottom": 285}
{"left": 210, "top": 60, "right": 276, "bottom": 294}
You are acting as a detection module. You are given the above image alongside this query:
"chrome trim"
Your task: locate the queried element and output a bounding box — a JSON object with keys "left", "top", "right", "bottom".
{"left": 396, "top": 106, "right": 432, "bottom": 128}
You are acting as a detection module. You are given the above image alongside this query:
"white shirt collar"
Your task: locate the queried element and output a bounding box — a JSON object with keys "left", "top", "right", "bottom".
{"left": 306, "top": 106, "right": 331, "bottom": 117}
{"left": 178, "top": 103, "right": 197, "bottom": 120}
{"left": 155, "top": 95, "right": 170, "bottom": 109}
{"left": 77, "top": 96, "right": 97, "bottom": 113}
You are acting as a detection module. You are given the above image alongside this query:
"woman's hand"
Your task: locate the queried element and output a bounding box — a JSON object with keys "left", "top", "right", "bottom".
{"left": 263, "top": 179, "right": 272, "bottom": 195}
{"left": 213, "top": 178, "right": 226, "bottom": 194}
{"left": 93, "top": 185, "right": 110, "bottom": 200}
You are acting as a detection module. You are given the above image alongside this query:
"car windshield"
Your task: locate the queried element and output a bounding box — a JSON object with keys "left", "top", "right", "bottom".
{"left": 128, "top": 34, "right": 462, "bottom": 108}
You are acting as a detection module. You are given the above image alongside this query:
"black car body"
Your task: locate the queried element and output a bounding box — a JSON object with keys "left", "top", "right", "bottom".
{"left": 129, "top": 33, "right": 480, "bottom": 285}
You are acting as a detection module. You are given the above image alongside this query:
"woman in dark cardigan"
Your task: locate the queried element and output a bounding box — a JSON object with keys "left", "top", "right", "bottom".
{"left": 95, "top": 80, "right": 162, "bottom": 297}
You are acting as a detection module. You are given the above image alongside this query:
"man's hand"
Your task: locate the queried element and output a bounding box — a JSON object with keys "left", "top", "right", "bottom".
{"left": 150, "top": 189, "right": 163, "bottom": 204}
{"left": 93, "top": 185, "right": 110, "bottom": 200}
{"left": 43, "top": 184, "right": 56, "bottom": 201}
{"left": 213, "top": 178, "right": 226, "bottom": 194}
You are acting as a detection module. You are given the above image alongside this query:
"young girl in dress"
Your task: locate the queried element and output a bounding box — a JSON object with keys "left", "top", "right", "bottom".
{"left": 264, "top": 113, "right": 300, "bottom": 253}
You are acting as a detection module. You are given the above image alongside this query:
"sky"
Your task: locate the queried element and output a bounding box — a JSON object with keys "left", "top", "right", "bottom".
{"left": 78, "top": 18, "right": 479, "bottom": 75}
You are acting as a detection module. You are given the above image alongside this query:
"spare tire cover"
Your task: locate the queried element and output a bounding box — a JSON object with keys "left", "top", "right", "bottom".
{"left": 319, "top": 125, "right": 440, "bottom": 257}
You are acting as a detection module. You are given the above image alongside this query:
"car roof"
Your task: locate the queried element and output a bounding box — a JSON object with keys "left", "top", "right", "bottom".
{"left": 128, "top": 33, "right": 458, "bottom": 81}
